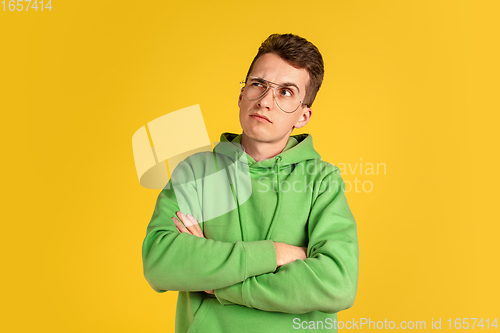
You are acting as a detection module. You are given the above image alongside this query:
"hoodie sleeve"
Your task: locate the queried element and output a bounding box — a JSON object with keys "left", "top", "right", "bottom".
{"left": 214, "top": 169, "right": 359, "bottom": 314}
{"left": 142, "top": 159, "right": 277, "bottom": 293}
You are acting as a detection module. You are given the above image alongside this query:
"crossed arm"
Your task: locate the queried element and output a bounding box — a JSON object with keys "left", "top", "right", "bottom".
{"left": 172, "top": 211, "right": 308, "bottom": 294}
{"left": 142, "top": 181, "right": 312, "bottom": 295}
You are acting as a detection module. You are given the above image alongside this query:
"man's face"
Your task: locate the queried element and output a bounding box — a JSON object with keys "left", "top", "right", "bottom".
{"left": 238, "top": 53, "right": 312, "bottom": 145}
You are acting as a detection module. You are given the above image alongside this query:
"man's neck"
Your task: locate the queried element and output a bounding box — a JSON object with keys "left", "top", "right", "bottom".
{"left": 240, "top": 132, "right": 291, "bottom": 162}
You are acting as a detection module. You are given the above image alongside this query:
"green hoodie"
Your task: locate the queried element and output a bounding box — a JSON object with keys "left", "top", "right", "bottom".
{"left": 142, "top": 132, "right": 359, "bottom": 333}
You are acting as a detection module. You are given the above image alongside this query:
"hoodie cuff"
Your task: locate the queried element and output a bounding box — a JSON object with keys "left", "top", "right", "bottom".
{"left": 215, "top": 282, "right": 244, "bottom": 305}
{"left": 241, "top": 239, "right": 277, "bottom": 278}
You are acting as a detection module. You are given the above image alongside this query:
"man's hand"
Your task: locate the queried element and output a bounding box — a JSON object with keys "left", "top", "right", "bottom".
{"left": 172, "top": 211, "right": 214, "bottom": 294}
{"left": 273, "top": 242, "right": 307, "bottom": 267}
{"left": 172, "top": 211, "right": 205, "bottom": 238}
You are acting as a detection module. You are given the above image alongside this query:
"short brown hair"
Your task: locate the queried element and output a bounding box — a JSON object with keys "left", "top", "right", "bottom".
{"left": 245, "top": 33, "right": 324, "bottom": 107}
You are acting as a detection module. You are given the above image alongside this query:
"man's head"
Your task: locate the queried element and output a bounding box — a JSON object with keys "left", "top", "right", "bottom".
{"left": 245, "top": 33, "right": 324, "bottom": 108}
{"left": 238, "top": 34, "right": 324, "bottom": 147}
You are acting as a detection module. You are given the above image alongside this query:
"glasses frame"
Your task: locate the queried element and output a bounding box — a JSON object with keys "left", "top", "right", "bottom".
{"left": 240, "top": 76, "right": 308, "bottom": 113}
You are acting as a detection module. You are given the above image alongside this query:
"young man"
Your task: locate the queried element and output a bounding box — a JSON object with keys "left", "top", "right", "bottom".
{"left": 142, "top": 34, "right": 359, "bottom": 332}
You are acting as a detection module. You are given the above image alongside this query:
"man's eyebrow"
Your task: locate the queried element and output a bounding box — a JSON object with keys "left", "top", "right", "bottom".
{"left": 262, "top": 77, "right": 301, "bottom": 92}
{"left": 279, "top": 81, "right": 300, "bottom": 92}
{"left": 249, "top": 76, "right": 302, "bottom": 93}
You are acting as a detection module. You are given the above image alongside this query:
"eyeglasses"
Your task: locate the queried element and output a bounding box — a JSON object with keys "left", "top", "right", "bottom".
{"left": 239, "top": 76, "right": 307, "bottom": 113}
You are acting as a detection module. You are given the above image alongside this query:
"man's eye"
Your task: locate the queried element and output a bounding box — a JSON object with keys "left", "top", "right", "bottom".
{"left": 278, "top": 88, "right": 294, "bottom": 97}
{"left": 250, "top": 82, "right": 266, "bottom": 88}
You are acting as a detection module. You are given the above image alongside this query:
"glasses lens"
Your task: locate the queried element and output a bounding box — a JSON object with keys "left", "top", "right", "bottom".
{"left": 275, "top": 86, "right": 301, "bottom": 113}
{"left": 242, "top": 77, "right": 268, "bottom": 100}
{"left": 241, "top": 77, "right": 302, "bottom": 113}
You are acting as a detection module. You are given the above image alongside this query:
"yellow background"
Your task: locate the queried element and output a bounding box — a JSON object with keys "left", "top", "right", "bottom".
{"left": 2, "top": 0, "right": 499, "bottom": 331}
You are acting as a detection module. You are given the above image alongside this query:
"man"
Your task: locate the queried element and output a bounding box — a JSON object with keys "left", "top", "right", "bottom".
{"left": 142, "top": 33, "right": 359, "bottom": 332}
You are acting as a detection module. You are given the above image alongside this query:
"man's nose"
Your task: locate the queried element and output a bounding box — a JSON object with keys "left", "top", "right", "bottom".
{"left": 257, "top": 87, "right": 274, "bottom": 109}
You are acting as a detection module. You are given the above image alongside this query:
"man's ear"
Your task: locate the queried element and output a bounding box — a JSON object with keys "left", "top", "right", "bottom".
{"left": 238, "top": 88, "right": 244, "bottom": 108}
{"left": 294, "top": 107, "right": 313, "bottom": 129}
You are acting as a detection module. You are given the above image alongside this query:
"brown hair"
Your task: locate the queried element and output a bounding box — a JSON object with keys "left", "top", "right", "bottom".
{"left": 245, "top": 33, "right": 324, "bottom": 107}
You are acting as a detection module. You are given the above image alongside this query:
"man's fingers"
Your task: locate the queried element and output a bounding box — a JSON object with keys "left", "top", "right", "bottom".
{"left": 174, "top": 211, "right": 205, "bottom": 238}
{"left": 186, "top": 214, "right": 204, "bottom": 238}
{"left": 176, "top": 211, "right": 192, "bottom": 226}
{"left": 172, "top": 216, "right": 189, "bottom": 234}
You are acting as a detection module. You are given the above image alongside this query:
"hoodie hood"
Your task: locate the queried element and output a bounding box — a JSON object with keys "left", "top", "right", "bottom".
{"left": 215, "top": 132, "right": 321, "bottom": 168}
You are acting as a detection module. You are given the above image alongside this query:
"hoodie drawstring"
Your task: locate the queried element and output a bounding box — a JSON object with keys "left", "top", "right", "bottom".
{"left": 233, "top": 149, "right": 247, "bottom": 241}
{"left": 264, "top": 155, "right": 282, "bottom": 240}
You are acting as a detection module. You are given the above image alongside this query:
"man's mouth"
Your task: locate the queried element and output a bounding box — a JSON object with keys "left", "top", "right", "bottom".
{"left": 251, "top": 114, "right": 272, "bottom": 123}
